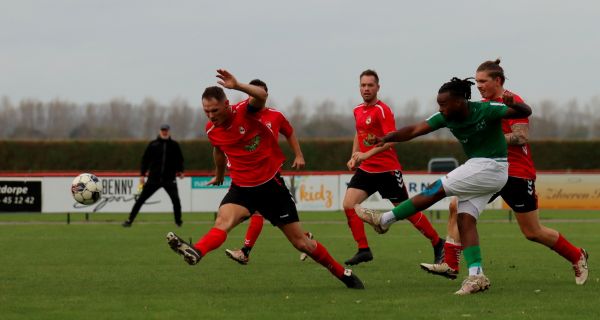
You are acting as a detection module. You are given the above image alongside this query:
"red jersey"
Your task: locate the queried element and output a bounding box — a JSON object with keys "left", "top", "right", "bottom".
{"left": 353, "top": 100, "right": 402, "bottom": 172}
{"left": 485, "top": 92, "right": 536, "bottom": 179}
{"left": 206, "top": 101, "right": 285, "bottom": 187}
{"left": 256, "top": 107, "right": 293, "bottom": 140}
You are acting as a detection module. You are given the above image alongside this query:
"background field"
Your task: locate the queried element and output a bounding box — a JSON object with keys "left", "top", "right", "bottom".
{"left": 1, "top": 210, "right": 599, "bottom": 320}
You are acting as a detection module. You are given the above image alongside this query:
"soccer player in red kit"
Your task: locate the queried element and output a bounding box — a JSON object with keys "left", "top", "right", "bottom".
{"left": 166, "top": 69, "right": 363, "bottom": 289}
{"left": 222, "top": 79, "right": 308, "bottom": 265}
{"left": 343, "top": 69, "right": 444, "bottom": 265}
{"left": 420, "top": 59, "right": 589, "bottom": 285}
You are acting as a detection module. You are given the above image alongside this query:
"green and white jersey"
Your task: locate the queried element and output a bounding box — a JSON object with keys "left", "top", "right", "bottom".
{"left": 426, "top": 101, "right": 509, "bottom": 159}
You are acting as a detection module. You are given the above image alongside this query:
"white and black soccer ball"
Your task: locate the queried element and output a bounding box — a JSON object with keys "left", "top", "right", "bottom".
{"left": 71, "top": 173, "right": 102, "bottom": 205}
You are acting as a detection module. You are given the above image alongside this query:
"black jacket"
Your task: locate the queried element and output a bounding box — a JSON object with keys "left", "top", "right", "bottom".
{"left": 140, "top": 136, "right": 184, "bottom": 182}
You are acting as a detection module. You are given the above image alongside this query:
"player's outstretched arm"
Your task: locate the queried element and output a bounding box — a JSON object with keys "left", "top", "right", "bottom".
{"left": 216, "top": 69, "right": 267, "bottom": 110}
{"left": 502, "top": 91, "right": 532, "bottom": 119}
{"left": 286, "top": 132, "right": 305, "bottom": 170}
{"left": 380, "top": 121, "right": 434, "bottom": 144}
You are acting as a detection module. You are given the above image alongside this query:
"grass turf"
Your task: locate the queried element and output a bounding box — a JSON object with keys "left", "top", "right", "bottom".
{"left": 0, "top": 211, "right": 599, "bottom": 319}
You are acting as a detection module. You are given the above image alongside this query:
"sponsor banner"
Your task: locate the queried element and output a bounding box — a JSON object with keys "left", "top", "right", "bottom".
{"left": 190, "top": 177, "right": 229, "bottom": 212}
{"left": 522, "top": 174, "right": 600, "bottom": 210}
{"left": 191, "top": 176, "right": 232, "bottom": 189}
{"left": 42, "top": 177, "right": 192, "bottom": 213}
{"left": 0, "top": 180, "right": 42, "bottom": 212}
{"left": 339, "top": 174, "right": 502, "bottom": 211}
{"left": 284, "top": 175, "right": 339, "bottom": 211}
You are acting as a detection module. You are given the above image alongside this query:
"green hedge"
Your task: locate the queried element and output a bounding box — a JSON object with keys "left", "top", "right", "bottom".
{"left": 1, "top": 140, "right": 599, "bottom": 172}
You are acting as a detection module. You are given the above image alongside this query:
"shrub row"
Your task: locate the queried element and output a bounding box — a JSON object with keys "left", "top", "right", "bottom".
{"left": 1, "top": 140, "right": 599, "bottom": 172}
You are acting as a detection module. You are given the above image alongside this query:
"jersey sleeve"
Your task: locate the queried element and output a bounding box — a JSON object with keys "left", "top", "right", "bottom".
{"left": 425, "top": 112, "right": 446, "bottom": 129}
{"left": 278, "top": 113, "right": 294, "bottom": 137}
{"left": 381, "top": 106, "right": 397, "bottom": 134}
{"left": 486, "top": 102, "right": 509, "bottom": 120}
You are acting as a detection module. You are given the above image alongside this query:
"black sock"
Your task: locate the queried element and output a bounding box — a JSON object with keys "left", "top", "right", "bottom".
{"left": 358, "top": 247, "right": 371, "bottom": 253}
{"left": 241, "top": 246, "right": 252, "bottom": 257}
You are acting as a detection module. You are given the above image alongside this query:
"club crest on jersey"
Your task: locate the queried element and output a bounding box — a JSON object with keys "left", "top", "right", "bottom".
{"left": 239, "top": 126, "right": 246, "bottom": 135}
{"left": 244, "top": 135, "right": 261, "bottom": 152}
{"left": 265, "top": 121, "right": 272, "bottom": 129}
{"left": 365, "top": 116, "right": 372, "bottom": 125}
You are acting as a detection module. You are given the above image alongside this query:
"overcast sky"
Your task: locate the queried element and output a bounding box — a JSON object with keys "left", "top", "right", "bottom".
{"left": 1, "top": 0, "right": 599, "bottom": 112}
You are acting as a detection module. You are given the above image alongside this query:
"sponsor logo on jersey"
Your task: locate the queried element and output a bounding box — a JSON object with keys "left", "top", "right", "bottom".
{"left": 244, "top": 135, "right": 261, "bottom": 152}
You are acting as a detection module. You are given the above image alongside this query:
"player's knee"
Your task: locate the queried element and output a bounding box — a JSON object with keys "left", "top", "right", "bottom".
{"left": 291, "top": 237, "right": 314, "bottom": 253}
{"left": 449, "top": 198, "right": 458, "bottom": 213}
{"left": 522, "top": 230, "right": 542, "bottom": 243}
{"left": 342, "top": 199, "right": 357, "bottom": 211}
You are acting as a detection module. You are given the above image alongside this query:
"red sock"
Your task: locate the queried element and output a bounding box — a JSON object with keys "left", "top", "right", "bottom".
{"left": 194, "top": 228, "right": 227, "bottom": 256}
{"left": 244, "top": 214, "right": 264, "bottom": 248}
{"left": 444, "top": 241, "right": 463, "bottom": 271}
{"left": 406, "top": 212, "right": 441, "bottom": 246}
{"left": 344, "top": 208, "right": 369, "bottom": 249}
{"left": 308, "top": 241, "right": 345, "bottom": 278}
{"left": 552, "top": 233, "right": 582, "bottom": 264}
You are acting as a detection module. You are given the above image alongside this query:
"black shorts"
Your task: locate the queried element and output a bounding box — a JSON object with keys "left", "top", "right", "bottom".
{"left": 347, "top": 169, "right": 409, "bottom": 203}
{"left": 489, "top": 176, "right": 538, "bottom": 213}
{"left": 220, "top": 174, "right": 299, "bottom": 226}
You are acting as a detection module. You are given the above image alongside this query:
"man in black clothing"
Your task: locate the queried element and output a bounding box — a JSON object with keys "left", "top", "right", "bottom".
{"left": 123, "top": 124, "right": 185, "bottom": 227}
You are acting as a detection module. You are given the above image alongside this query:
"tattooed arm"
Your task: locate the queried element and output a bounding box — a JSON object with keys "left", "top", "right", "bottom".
{"left": 505, "top": 123, "right": 529, "bottom": 146}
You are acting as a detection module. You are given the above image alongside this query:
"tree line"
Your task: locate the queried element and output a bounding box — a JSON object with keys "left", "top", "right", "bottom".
{"left": 1, "top": 95, "right": 599, "bottom": 140}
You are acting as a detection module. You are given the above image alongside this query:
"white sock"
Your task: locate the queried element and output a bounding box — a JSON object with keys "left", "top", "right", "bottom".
{"left": 468, "top": 265, "right": 483, "bottom": 276}
{"left": 380, "top": 211, "right": 397, "bottom": 227}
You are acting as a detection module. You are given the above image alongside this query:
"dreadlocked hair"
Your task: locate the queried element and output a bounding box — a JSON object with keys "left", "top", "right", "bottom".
{"left": 477, "top": 58, "right": 505, "bottom": 84}
{"left": 438, "top": 77, "right": 475, "bottom": 100}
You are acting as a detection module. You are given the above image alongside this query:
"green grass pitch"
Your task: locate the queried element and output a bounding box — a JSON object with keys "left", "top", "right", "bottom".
{"left": 1, "top": 210, "right": 599, "bottom": 319}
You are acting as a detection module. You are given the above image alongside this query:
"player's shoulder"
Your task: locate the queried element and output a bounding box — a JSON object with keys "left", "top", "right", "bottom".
{"left": 504, "top": 90, "right": 525, "bottom": 103}
{"left": 353, "top": 102, "right": 365, "bottom": 110}
{"left": 231, "top": 99, "right": 249, "bottom": 111}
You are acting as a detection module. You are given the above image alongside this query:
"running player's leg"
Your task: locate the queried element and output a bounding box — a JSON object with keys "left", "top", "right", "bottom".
{"left": 444, "top": 197, "right": 462, "bottom": 270}
{"left": 342, "top": 187, "right": 372, "bottom": 265}
{"left": 420, "top": 197, "right": 462, "bottom": 279}
{"left": 167, "top": 203, "right": 250, "bottom": 265}
{"left": 279, "top": 222, "right": 364, "bottom": 289}
{"left": 225, "top": 213, "right": 265, "bottom": 264}
{"left": 504, "top": 177, "right": 588, "bottom": 284}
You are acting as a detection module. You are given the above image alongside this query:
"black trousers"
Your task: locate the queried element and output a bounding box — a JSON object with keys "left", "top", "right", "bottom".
{"left": 128, "top": 180, "right": 182, "bottom": 224}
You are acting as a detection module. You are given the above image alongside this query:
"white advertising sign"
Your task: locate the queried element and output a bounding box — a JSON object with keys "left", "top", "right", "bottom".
{"left": 42, "top": 177, "right": 192, "bottom": 213}
{"left": 284, "top": 175, "right": 339, "bottom": 211}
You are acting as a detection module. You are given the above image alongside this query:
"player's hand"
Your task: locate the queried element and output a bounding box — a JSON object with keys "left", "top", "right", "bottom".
{"left": 216, "top": 69, "right": 238, "bottom": 89}
{"left": 206, "top": 176, "right": 224, "bottom": 186}
{"left": 291, "top": 156, "right": 306, "bottom": 170}
{"left": 177, "top": 172, "right": 184, "bottom": 179}
{"left": 352, "top": 151, "right": 368, "bottom": 166}
{"left": 367, "top": 134, "right": 384, "bottom": 146}
{"left": 139, "top": 176, "right": 145, "bottom": 184}
{"left": 502, "top": 91, "right": 515, "bottom": 105}
{"left": 347, "top": 158, "right": 357, "bottom": 171}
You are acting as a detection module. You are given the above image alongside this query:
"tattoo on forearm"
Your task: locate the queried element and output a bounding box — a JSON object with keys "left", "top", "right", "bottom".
{"left": 506, "top": 124, "right": 529, "bottom": 145}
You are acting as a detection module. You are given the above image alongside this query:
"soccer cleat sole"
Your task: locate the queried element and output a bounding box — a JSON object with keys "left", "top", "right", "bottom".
{"left": 225, "top": 249, "right": 249, "bottom": 265}
{"left": 420, "top": 263, "right": 458, "bottom": 280}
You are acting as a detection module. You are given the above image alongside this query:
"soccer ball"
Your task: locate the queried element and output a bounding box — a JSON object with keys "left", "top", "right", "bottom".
{"left": 71, "top": 173, "right": 102, "bottom": 205}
